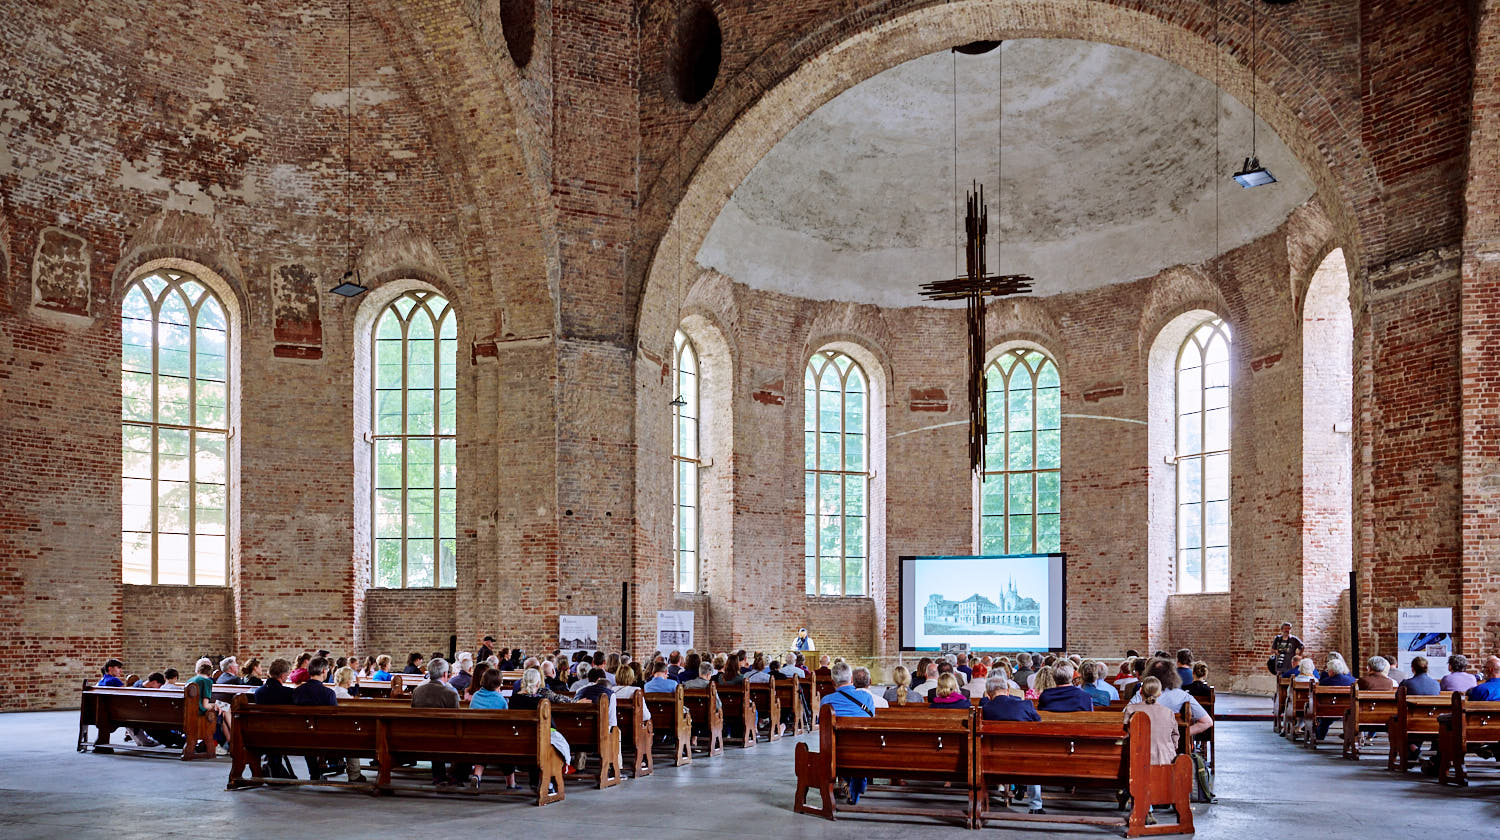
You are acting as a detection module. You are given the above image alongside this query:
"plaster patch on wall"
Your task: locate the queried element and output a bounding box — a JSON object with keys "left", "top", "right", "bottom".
{"left": 272, "top": 262, "right": 324, "bottom": 351}
{"left": 311, "top": 82, "right": 400, "bottom": 110}
{"left": 30, "top": 227, "right": 91, "bottom": 321}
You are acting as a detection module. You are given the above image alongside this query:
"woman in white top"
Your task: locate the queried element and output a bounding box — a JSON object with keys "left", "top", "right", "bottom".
{"left": 332, "top": 666, "right": 356, "bottom": 699}
{"left": 612, "top": 665, "right": 652, "bottom": 721}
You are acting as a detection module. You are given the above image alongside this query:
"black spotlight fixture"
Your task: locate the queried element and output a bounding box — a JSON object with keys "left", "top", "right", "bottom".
{"left": 669, "top": 394, "right": 687, "bottom": 408}
{"left": 1233, "top": 157, "right": 1276, "bottom": 188}
{"left": 330, "top": 269, "right": 368, "bottom": 297}
{"left": 1231, "top": 0, "right": 1277, "bottom": 189}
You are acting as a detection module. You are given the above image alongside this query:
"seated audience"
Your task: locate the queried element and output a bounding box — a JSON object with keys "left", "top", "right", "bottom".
{"left": 1175, "top": 649, "right": 1194, "bottom": 688}
{"left": 466, "top": 668, "right": 514, "bottom": 790}
{"left": 928, "top": 673, "right": 969, "bottom": 708}
{"left": 1292, "top": 657, "right": 1319, "bottom": 684}
{"left": 402, "top": 652, "right": 425, "bottom": 675}
{"left": 1122, "top": 677, "right": 1180, "bottom": 766}
{"left": 215, "top": 656, "right": 242, "bottom": 685}
{"left": 1184, "top": 662, "right": 1212, "bottom": 700}
{"left": 97, "top": 659, "right": 126, "bottom": 687}
{"left": 411, "top": 658, "right": 461, "bottom": 787}
{"left": 1320, "top": 656, "right": 1356, "bottom": 686}
{"left": 851, "top": 666, "right": 889, "bottom": 709}
{"left": 241, "top": 658, "right": 265, "bottom": 686}
{"left": 1038, "top": 663, "right": 1094, "bottom": 711}
{"left": 676, "top": 652, "right": 703, "bottom": 684}
{"left": 371, "top": 655, "right": 394, "bottom": 682}
{"left": 1468, "top": 656, "right": 1500, "bottom": 701}
{"left": 1012, "top": 654, "right": 1035, "bottom": 689}
{"left": 745, "top": 653, "right": 771, "bottom": 683}
{"left": 449, "top": 653, "right": 474, "bottom": 695}
{"left": 1129, "top": 658, "right": 1213, "bottom": 737}
{"left": 1079, "top": 660, "right": 1114, "bottom": 706}
{"left": 821, "top": 662, "right": 872, "bottom": 804}
{"left": 909, "top": 662, "right": 940, "bottom": 698}
{"left": 253, "top": 659, "right": 295, "bottom": 704}
{"left": 643, "top": 660, "right": 678, "bottom": 693}
{"left": 1400, "top": 656, "right": 1441, "bottom": 695}
{"left": 717, "top": 656, "right": 745, "bottom": 686}
{"left": 884, "top": 665, "right": 912, "bottom": 705}
{"left": 163, "top": 668, "right": 181, "bottom": 685}
{"left": 189, "top": 659, "right": 232, "bottom": 756}
{"left": 682, "top": 661, "right": 714, "bottom": 690}
{"left": 331, "top": 666, "right": 356, "bottom": 699}
{"left": 1357, "top": 655, "right": 1396, "bottom": 690}
{"left": 1441, "top": 655, "right": 1478, "bottom": 692}
{"left": 509, "top": 668, "right": 574, "bottom": 790}
{"left": 1025, "top": 663, "right": 1055, "bottom": 702}
{"left": 979, "top": 674, "right": 1043, "bottom": 814}
{"left": 287, "top": 652, "right": 312, "bottom": 685}
{"left": 613, "top": 664, "right": 651, "bottom": 722}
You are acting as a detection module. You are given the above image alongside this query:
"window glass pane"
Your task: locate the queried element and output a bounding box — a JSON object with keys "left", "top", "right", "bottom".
{"left": 375, "top": 489, "right": 403, "bottom": 540}
{"left": 819, "top": 513, "right": 841, "bottom": 562}
{"left": 1204, "top": 407, "right": 1229, "bottom": 451}
{"left": 1178, "top": 410, "right": 1202, "bottom": 455}
{"left": 980, "top": 529, "right": 1006, "bottom": 555}
{"left": 122, "top": 532, "right": 152, "bottom": 585}
{"left": 439, "top": 488, "right": 456, "bottom": 539}
{"left": 845, "top": 389, "right": 865, "bottom": 434}
{"left": 196, "top": 323, "right": 227, "bottom": 383}
{"left": 1007, "top": 515, "right": 1033, "bottom": 554}
{"left": 1178, "top": 503, "right": 1202, "bottom": 550}
{"left": 194, "top": 535, "right": 226, "bottom": 586}
{"left": 195, "top": 481, "right": 227, "bottom": 536}
{"left": 1178, "top": 456, "right": 1202, "bottom": 505}
{"left": 1177, "top": 365, "right": 1201, "bottom": 415}
{"left": 406, "top": 489, "right": 434, "bottom": 538}
{"left": 819, "top": 473, "right": 842, "bottom": 516}
{"left": 1008, "top": 473, "right": 1033, "bottom": 515}
{"left": 375, "top": 440, "right": 404, "bottom": 489}
{"left": 844, "top": 553, "right": 865, "bottom": 597}
{"left": 376, "top": 338, "right": 403, "bottom": 388}
{"left": 1178, "top": 549, "right": 1202, "bottom": 592}
{"left": 123, "top": 426, "right": 153, "bottom": 479}
{"left": 157, "top": 533, "right": 190, "bottom": 585}
{"left": 123, "top": 317, "right": 153, "bottom": 374}
{"left": 375, "top": 389, "right": 403, "bottom": 435}
{"left": 438, "top": 388, "right": 457, "bottom": 437}
{"left": 375, "top": 539, "right": 402, "bottom": 588}
{"left": 844, "top": 475, "right": 865, "bottom": 517}
{"left": 843, "top": 432, "right": 865, "bottom": 471}
{"left": 980, "top": 473, "right": 1005, "bottom": 517}
{"left": 406, "top": 539, "right": 434, "bottom": 587}
{"left": 439, "top": 438, "right": 457, "bottom": 487}
{"left": 1036, "top": 471, "right": 1060, "bottom": 514}
{"left": 439, "top": 538, "right": 457, "bottom": 588}
{"left": 1036, "top": 385, "right": 1061, "bottom": 430}
{"left": 406, "top": 438, "right": 434, "bottom": 490}
{"left": 845, "top": 514, "right": 865, "bottom": 558}
{"left": 1037, "top": 361, "right": 1059, "bottom": 389}
{"left": 1037, "top": 513, "right": 1061, "bottom": 552}
{"left": 158, "top": 428, "right": 189, "bottom": 481}
{"left": 1008, "top": 387, "right": 1033, "bottom": 431}
{"left": 805, "top": 472, "right": 816, "bottom": 515}
{"left": 803, "top": 381, "right": 817, "bottom": 431}
{"left": 439, "top": 338, "right": 458, "bottom": 389}
{"left": 196, "top": 380, "right": 227, "bottom": 429}
{"left": 406, "top": 389, "right": 434, "bottom": 436}
{"left": 123, "top": 371, "right": 154, "bottom": 422}
{"left": 158, "top": 479, "right": 190, "bottom": 534}
{"left": 158, "top": 298, "right": 192, "bottom": 377}
{"left": 1205, "top": 500, "right": 1230, "bottom": 548}
{"left": 678, "top": 462, "right": 698, "bottom": 509}
{"left": 158, "top": 375, "right": 192, "bottom": 425}
{"left": 122, "top": 477, "right": 152, "bottom": 533}
{"left": 819, "top": 432, "right": 841, "bottom": 471}
{"left": 1205, "top": 452, "right": 1229, "bottom": 502}
{"left": 806, "top": 551, "right": 817, "bottom": 595}
{"left": 820, "top": 553, "right": 841, "bottom": 596}
{"left": 804, "top": 430, "right": 817, "bottom": 470}
{"left": 1007, "top": 430, "right": 1032, "bottom": 471}
{"left": 1204, "top": 547, "right": 1229, "bottom": 592}
{"left": 1035, "top": 428, "right": 1061, "bottom": 470}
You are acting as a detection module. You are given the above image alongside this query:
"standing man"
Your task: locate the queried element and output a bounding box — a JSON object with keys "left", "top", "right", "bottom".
{"left": 793, "top": 627, "right": 816, "bottom": 653}
{"left": 1270, "top": 622, "right": 1304, "bottom": 675}
{"left": 476, "top": 635, "right": 495, "bottom": 664}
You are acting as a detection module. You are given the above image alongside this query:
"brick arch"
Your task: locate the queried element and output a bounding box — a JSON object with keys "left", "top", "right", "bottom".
{"left": 637, "top": 0, "right": 1378, "bottom": 353}
{"left": 1136, "top": 266, "right": 1233, "bottom": 364}
{"left": 365, "top": 0, "right": 554, "bottom": 339}
{"left": 113, "top": 211, "right": 249, "bottom": 321}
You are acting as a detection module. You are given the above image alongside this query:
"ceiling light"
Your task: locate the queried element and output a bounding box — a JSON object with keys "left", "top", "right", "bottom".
{"left": 1233, "top": 157, "right": 1276, "bottom": 189}
{"left": 330, "top": 270, "right": 368, "bottom": 297}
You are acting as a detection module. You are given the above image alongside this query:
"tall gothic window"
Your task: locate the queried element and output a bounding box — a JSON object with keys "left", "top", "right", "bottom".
{"left": 1176, "top": 318, "right": 1231, "bottom": 593}
{"left": 121, "top": 269, "right": 231, "bottom": 585}
{"left": 372, "top": 291, "right": 457, "bottom": 588}
{"left": 672, "top": 330, "right": 700, "bottom": 592}
{"left": 979, "top": 349, "right": 1061, "bottom": 554}
{"left": 804, "top": 350, "right": 868, "bottom": 596}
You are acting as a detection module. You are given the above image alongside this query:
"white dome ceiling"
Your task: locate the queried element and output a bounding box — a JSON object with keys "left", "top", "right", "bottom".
{"left": 697, "top": 39, "right": 1315, "bottom": 308}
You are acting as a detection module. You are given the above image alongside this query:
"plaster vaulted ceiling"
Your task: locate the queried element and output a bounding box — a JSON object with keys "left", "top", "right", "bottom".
{"left": 696, "top": 39, "right": 1315, "bottom": 308}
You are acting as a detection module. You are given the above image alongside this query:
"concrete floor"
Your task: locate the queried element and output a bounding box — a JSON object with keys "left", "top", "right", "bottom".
{"left": 1, "top": 711, "right": 1495, "bottom": 838}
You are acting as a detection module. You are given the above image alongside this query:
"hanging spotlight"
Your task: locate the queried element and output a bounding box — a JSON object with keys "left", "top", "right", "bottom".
{"left": 669, "top": 394, "right": 688, "bottom": 408}
{"left": 330, "top": 269, "right": 368, "bottom": 297}
{"left": 1233, "top": 156, "right": 1276, "bottom": 188}
{"left": 328, "top": 0, "right": 368, "bottom": 297}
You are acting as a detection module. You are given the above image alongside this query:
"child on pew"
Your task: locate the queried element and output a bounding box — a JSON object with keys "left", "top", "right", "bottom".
{"left": 1122, "top": 677, "right": 1179, "bottom": 765}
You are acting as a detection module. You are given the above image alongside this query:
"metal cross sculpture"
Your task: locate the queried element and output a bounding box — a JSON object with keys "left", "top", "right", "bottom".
{"left": 919, "top": 182, "right": 1034, "bottom": 475}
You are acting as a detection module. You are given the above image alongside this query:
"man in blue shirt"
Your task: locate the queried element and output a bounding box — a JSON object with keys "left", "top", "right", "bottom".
{"left": 1037, "top": 664, "right": 1095, "bottom": 712}
{"left": 1175, "top": 650, "right": 1195, "bottom": 689}
{"left": 821, "top": 662, "right": 873, "bottom": 804}
{"left": 979, "top": 674, "right": 1044, "bottom": 814}
{"left": 643, "top": 661, "right": 679, "bottom": 693}
{"left": 1468, "top": 656, "right": 1500, "bottom": 701}
{"left": 1399, "top": 656, "right": 1442, "bottom": 696}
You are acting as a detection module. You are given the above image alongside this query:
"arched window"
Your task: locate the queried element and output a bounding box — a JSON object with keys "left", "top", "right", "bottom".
{"left": 672, "top": 330, "right": 700, "bottom": 593}
{"left": 121, "top": 268, "right": 231, "bottom": 585}
{"left": 978, "top": 349, "right": 1061, "bottom": 554}
{"left": 1176, "top": 318, "right": 1231, "bottom": 593}
{"left": 804, "top": 350, "right": 868, "bottom": 596}
{"left": 372, "top": 290, "right": 457, "bottom": 588}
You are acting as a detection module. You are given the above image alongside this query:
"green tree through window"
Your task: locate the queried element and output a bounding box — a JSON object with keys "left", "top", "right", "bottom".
{"left": 978, "top": 349, "right": 1061, "bottom": 555}
{"left": 1176, "top": 318, "right": 1231, "bottom": 592}
{"left": 672, "top": 330, "right": 700, "bottom": 592}
{"left": 804, "top": 350, "right": 868, "bottom": 596}
{"left": 121, "top": 269, "right": 231, "bottom": 585}
{"left": 372, "top": 291, "right": 457, "bottom": 588}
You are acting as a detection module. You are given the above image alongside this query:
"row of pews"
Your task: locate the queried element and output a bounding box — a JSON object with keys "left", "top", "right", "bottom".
{"left": 1274, "top": 677, "right": 1500, "bottom": 786}
{"left": 77, "top": 673, "right": 823, "bottom": 805}
{"left": 791, "top": 693, "right": 1205, "bottom": 836}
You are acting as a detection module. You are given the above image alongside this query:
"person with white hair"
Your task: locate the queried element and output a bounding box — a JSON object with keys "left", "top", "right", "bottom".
{"left": 851, "top": 666, "right": 888, "bottom": 709}
{"left": 1037, "top": 663, "right": 1094, "bottom": 711}
{"left": 508, "top": 667, "right": 574, "bottom": 791}
{"left": 411, "top": 658, "right": 460, "bottom": 786}
{"left": 1293, "top": 657, "right": 1319, "bottom": 684}
{"left": 979, "top": 673, "right": 1044, "bottom": 814}
{"left": 1357, "top": 655, "right": 1396, "bottom": 690}
{"left": 1311, "top": 657, "right": 1355, "bottom": 740}
{"left": 821, "top": 662, "right": 872, "bottom": 804}
{"left": 214, "top": 656, "right": 242, "bottom": 685}
{"left": 449, "top": 652, "right": 475, "bottom": 694}
{"left": 1441, "top": 655, "right": 1478, "bottom": 693}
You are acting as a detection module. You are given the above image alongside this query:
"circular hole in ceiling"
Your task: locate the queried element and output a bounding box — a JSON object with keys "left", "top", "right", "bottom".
{"left": 672, "top": 2, "right": 722, "bottom": 104}
{"left": 499, "top": 0, "right": 536, "bottom": 69}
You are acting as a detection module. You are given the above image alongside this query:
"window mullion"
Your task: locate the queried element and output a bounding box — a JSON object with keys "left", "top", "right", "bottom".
{"left": 400, "top": 315, "right": 409, "bottom": 588}
{"left": 187, "top": 294, "right": 197, "bottom": 586}
{"left": 150, "top": 294, "right": 160, "bottom": 585}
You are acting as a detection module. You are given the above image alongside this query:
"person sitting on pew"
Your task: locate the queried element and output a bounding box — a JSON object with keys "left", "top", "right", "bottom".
{"left": 98, "top": 658, "right": 126, "bottom": 687}
{"left": 1184, "top": 662, "right": 1213, "bottom": 700}
{"left": 928, "top": 673, "right": 969, "bottom": 708}
{"left": 1292, "top": 657, "right": 1319, "bottom": 684}
{"left": 1356, "top": 655, "right": 1396, "bottom": 690}
{"left": 979, "top": 673, "right": 1044, "bottom": 815}
{"left": 682, "top": 661, "right": 716, "bottom": 694}
{"left": 575, "top": 668, "right": 618, "bottom": 727}
{"left": 851, "top": 666, "right": 888, "bottom": 710}
{"left": 1038, "top": 663, "right": 1094, "bottom": 712}
{"left": 510, "top": 668, "right": 575, "bottom": 790}
{"left": 1025, "top": 664, "right": 1054, "bottom": 702}
{"left": 1400, "top": 656, "right": 1441, "bottom": 695}
{"left": 1468, "top": 656, "right": 1500, "bottom": 701}
{"left": 402, "top": 652, "right": 425, "bottom": 675}
{"left": 822, "top": 662, "right": 873, "bottom": 804}
{"left": 1441, "top": 655, "right": 1477, "bottom": 693}
{"left": 744, "top": 652, "right": 769, "bottom": 682}
{"left": 1079, "top": 660, "right": 1114, "bottom": 706}
{"left": 1310, "top": 657, "right": 1356, "bottom": 741}
{"left": 541, "top": 660, "right": 571, "bottom": 694}
{"left": 287, "top": 652, "right": 312, "bottom": 685}
{"left": 188, "top": 659, "right": 231, "bottom": 756}
{"left": 449, "top": 652, "right": 474, "bottom": 695}
{"left": 884, "top": 665, "right": 912, "bottom": 705}
{"left": 240, "top": 658, "right": 264, "bottom": 687}
{"left": 1122, "top": 677, "right": 1180, "bottom": 766}
{"left": 465, "top": 667, "right": 517, "bottom": 790}
{"left": 613, "top": 664, "right": 652, "bottom": 722}
{"left": 643, "top": 660, "right": 678, "bottom": 693}
{"left": 368, "top": 654, "right": 393, "bottom": 682}
{"left": 215, "top": 656, "right": 242, "bottom": 685}
{"left": 247, "top": 661, "right": 295, "bottom": 779}
{"left": 331, "top": 666, "right": 356, "bottom": 700}
{"left": 1175, "top": 650, "right": 1195, "bottom": 689}
{"left": 909, "top": 661, "right": 940, "bottom": 698}
{"left": 410, "top": 658, "right": 463, "bottom": 787}
{"left": 1130, "top": 659, "right": 1212, "bottom": 737}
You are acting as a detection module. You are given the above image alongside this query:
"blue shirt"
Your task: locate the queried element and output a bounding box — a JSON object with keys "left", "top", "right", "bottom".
{"left": 822, "top": 686, "right": 874, "bottom": 718}
{"left": 980, "top": 695, "right": 1041, "bottom": 722}
{"left": 1176, "top": 667, "right": 1194, "bottom": 688}
{"left": 470, "top": 688, "right": 508, "bottom": 709}
{"left": 643, "top": 676, "right": 679, "bottom": 693}
{"left": 1081, "top": 682, "right": 1113, "bottom": 707}
{"left": 1321, "top": 673, "right": 1357, "bottom": 687}
{"left": 1092, "top": 679, "right": 1120, "bottom": 701}
{"left": 98, "top": 674, "right": 124, "bottom": 687}
{"left": 1401, "top": 674, "right": 1442, "bottom": 696}
{"left": 1468, "top": 678, "right": 1500, "bottom": 701}
{"left": 372, "top": 670, "right": 393, "bottom": 681}
{"left": 1130, "top": 687, "right": 1208, "bottom": 721}
{"left": 1037, "top": 685, "right": 1095, "bottom": 712}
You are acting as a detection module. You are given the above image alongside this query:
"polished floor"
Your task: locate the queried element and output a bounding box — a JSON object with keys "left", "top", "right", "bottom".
{"left": 1, "top": 709, "right": 1495, "bottom": 838}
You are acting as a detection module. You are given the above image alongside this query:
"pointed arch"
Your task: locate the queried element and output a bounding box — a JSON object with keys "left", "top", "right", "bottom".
{"left": 976, "top": 343, "right": 1062, "bottom": 555}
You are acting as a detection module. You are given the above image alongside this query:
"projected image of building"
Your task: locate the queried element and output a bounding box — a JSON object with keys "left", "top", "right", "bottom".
{"left": 923, "top": 576, "right": 1040, "bottom": 634}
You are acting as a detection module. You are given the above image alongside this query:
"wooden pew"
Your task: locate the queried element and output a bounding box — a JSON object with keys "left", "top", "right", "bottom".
{"left": 1187, "top": 687, "right": 1216, "bottom": 772}
{"left": 549, "top": 693, "right": 622, "bottom": 789}
{"left": 1436, "top": 693, "right": 1500, "bottom": 786}
{"left": 1305, "top": 685, "right": 1353, "bottom": 749}
{"left": 77, "top": 681, "right": 218, "bottom": 761}
{"left": 713, "top": 681, "right": 758, "bottom": 749}
{"left": 615, "top": 690, "right": 653, "bottom": 778}
{"left": 227, "top": 694, "right": 566, "bottom": 805}
{"left": 794, "top": 703, "right": 975, "bottom": 827}
{"left": 747, "top": 676, "right": 782, "bottom": 742}
{"left": 1342, "top": 687, "right": 1396, "bottom": 760}
{"left": 975, "top": 710, "right": 1194, "bottom": 837}
{"left": 643, "top": 686, "right": 693, "bottom": 766}
{"left": 1284, "top": 680, "right": 1313, "bottom": 743}
{"left": 1386, "top": 686, "right": 1451, "bottom": 771}
{"left": 680, "top": 683, "right": 726, "bottom": 756}
{"left": 772, "top": 674, "right": 808, "bottom": 736}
